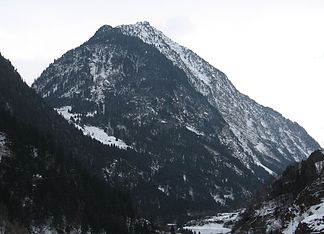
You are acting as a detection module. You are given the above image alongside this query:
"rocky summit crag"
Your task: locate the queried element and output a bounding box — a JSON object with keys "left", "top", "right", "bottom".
{"left": 32, "top": 22, "right": 319, "bottom": 217}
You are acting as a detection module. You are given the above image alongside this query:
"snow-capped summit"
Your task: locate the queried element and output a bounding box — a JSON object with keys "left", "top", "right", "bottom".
{"left": 118, "top": 21, "right": 226, "bottom": 94}
{"left": 32, "top": 22, "right": 320, "bottom": 215}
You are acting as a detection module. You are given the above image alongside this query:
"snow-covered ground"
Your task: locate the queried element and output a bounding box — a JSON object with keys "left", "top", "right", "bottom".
{"left": 186, "top": 125, "right": 205, "bottom": 136}
{"left": 55, "top": 106, "right": 80, "bottom": 122}
{"left": 83, "top": 125, "right": 129, "bottom": 149}
{"left": 283, "top": 199, "right": 324, "bottom": 233}
{"left": 55, "top": 106, "right": 130, "bottom": 149}
{"left": 184, "top": 211, "right": 241, "bottom": 234}
{"left": 184, "top": 223, "right": 230, "bottom": 234}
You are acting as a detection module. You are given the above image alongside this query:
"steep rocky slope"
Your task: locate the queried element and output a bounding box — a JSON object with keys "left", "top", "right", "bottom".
{"left": 118, "top": 22, "right": 318, "bottom": 175}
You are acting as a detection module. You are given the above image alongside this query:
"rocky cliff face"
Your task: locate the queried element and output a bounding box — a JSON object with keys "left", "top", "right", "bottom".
{"left": 32, "top": 22, "right": 320, "bottom": 216}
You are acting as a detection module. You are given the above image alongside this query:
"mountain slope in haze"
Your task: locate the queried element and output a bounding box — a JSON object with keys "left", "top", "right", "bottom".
{"left": 0, "top": 53, "right": 152, "bottom": 233}
{"left": 32, "top": 22, "right": 320, "bottom": 216}
{"left": 233, "top": 149, "right": 324, "bottom": 233}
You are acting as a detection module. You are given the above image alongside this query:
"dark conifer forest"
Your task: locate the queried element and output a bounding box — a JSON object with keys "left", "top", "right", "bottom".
{"left": 0, "top": 53, "right": 142, "bottom": 233}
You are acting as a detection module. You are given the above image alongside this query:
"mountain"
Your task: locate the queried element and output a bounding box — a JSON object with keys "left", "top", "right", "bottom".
{"left": 232, "top": 149, "right": 324, "bottom": 233}
{"left": 117, "top": 22, "right": 319, "bottom": 173}
{"left": 32, "top": 22, "right": 319, "bottom": 217}
{"left": 0, "top": 53, "right": 153, "bottom": 233}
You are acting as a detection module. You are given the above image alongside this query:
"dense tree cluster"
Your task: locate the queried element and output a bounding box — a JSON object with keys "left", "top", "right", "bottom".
{"left": 0, "top": 100, "right": 135, "bottom": 232}
{"left": 0, "top": 53, "right": 154, "bottom": 232}
{"left": 270, "top": 151, "right": 320, "bottom": 198}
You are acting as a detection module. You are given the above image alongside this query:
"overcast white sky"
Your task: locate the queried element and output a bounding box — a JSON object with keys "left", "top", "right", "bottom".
{"left": 0, "top": 0, "right": 323, "bottom": 146}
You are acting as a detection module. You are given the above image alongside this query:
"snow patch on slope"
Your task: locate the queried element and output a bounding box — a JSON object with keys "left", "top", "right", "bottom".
{"left": 55, "top": 106, "right": 129, "bottom": 149}
{"left": 83, "top": 125, "right": 129, "bottom": 149}
{"left": 184, "top": 211, "right": 241, "bottom": 234}
{"left": 212, "top": 194, "right": 226, "bottom": 205}
{"left": 255, "top": 161, "right": 276, "bottom": 176}
{"left": 55, "top": 106, "right": 79, "bottom": 121}
{"left": 283, "top": 199, "right": 324, "bottom": 234}
{"left": 186, "top": 125, "right": 204, "bottom": 136}
{"left": 158, "top": 185, "right": 170, "bottom": 196}
{"left": 184, "top": 223, "right": 230, "bottom": 234}
{"left": 301, "top": 199, "right": 324, "bottom": 232}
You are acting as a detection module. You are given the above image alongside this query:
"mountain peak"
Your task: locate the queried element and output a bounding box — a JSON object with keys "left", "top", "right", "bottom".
{"left": 91, "top": 22, "right": 155, "bottom": 42}
{"left": 93, "top": 24, "right": 113, "bottom": 36}
{"left": 117, "top": 21, "right": 162, "bottom": 39}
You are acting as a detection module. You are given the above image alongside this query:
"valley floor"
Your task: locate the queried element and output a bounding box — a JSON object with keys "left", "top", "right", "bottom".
{"left": 183, "top": 211, "right": 242, "bottom": 234}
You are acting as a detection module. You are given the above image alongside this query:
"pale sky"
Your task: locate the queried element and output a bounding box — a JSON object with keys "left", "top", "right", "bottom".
{"left": 0, "top": 0, "right": 323, "bottom": 146}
